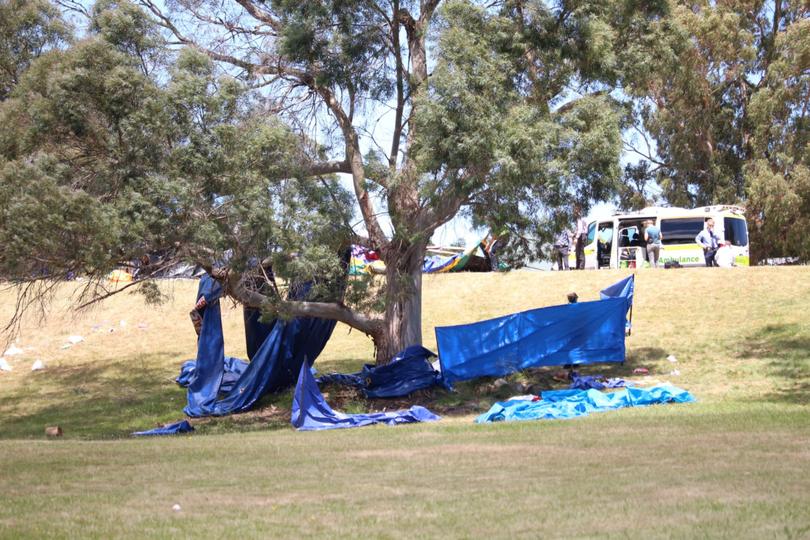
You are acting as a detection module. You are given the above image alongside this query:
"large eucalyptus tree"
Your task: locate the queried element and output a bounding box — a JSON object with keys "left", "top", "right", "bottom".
{"left": 132, "top": 0, "right": 651, "bottom": 361}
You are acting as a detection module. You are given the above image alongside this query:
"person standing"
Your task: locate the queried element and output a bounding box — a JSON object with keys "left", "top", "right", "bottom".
{"left": 573, "top": 206, "right": 588, "bottom": 270}
{"left": 643, "top": 220, "right": 663, "bottom": 268}
{"left": 695, "top": 218, "right": 722, "bottom": 267}
{"left": 486, "top": 227, "right": 510, "bottom": 272}
{"left": 552, "top": 228, "right": 572, "bottom": 270}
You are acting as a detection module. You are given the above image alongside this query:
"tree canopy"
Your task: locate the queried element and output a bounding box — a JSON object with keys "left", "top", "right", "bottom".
{"left": 619, "top": 0, "right": 809, "bottom": 260}
{"left": 1, "top": 0, "right": 806, "bottom": 361}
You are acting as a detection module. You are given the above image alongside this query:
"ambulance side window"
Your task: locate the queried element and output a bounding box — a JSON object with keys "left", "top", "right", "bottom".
{"left": 586, "top": 222, "right": 596, "bottom": 244}
{"left": 660, "top": 218, "right": 704, "bottom": 245}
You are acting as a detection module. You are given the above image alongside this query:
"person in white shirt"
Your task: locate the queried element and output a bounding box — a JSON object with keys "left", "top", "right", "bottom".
{"left": 695, "top": 218, "right": 724, "bottom": 267}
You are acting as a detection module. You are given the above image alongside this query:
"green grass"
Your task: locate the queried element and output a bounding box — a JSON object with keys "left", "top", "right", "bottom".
{"left": 1, "top": 267, "right": 809, "bottom": 538}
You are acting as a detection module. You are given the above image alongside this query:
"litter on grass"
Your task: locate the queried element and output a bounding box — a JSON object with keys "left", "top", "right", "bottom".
{"left": 3, "top": 344, "right": 23, "bottom": 356}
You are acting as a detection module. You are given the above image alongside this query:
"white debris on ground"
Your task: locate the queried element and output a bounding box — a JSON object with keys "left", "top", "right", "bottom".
{"left": 119, "top": 320, "right": 127, "bottom": 328}
{"left": 3, "top": 344, "right": 24, "bottom": 356}
{"left": 67, "top": 335, "right": 84, "bottom": 345}
{"left": 667, "top": 355, "right": 678, "bottom": 363}
{"left": 0, "top": 358, "right": 11, "bottom": 372}
{"left": 31, "top": 359, "right": 45, "bottom": 371}
{"left": 172, "top": 504, "right": 182, "bottom": 512}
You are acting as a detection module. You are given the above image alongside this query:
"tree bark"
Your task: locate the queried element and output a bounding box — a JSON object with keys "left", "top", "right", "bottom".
{"left": 375, "top": 240, "right": 426, "bottom": 363}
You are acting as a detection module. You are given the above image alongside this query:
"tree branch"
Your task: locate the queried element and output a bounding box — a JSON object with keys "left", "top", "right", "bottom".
{"left": 284, "top": 300, "right": 383, "bottom": 336}
{"left": 225, "top": 271, "right": 382, "bottom": 336}
{"left": 390, "top": 0, "right": 406, "bottom": 169}
{"left": 233, "top": 0, "right": 281, "bottom": 31}
{"left": 305, "top": 160, "right": 352, "bottom": 176}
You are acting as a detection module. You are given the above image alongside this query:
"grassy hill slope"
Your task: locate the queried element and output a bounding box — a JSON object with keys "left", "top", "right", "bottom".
{"left": 0, "top": 267, "right": 808, "bottom": 538}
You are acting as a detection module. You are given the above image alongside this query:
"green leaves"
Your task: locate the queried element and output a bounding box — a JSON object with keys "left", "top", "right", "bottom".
{"left": 0, "top": 0, "right": 71, "bottom": 101}
{"left": 411, "top": 0, "right": 624, "bottom": 263}
{"left": 0, "top": 2, "right": 353, "bottom": 287}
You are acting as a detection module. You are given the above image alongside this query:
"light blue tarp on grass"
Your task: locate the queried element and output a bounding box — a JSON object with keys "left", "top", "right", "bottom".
{"left": 475, "top": 384, "right": 695, "bottom": 423}
{"left": 292, "top": 362, "right": 441, "bottom": 431}
{"left": 436, "top": 277, "right": 634, "bottom": 384}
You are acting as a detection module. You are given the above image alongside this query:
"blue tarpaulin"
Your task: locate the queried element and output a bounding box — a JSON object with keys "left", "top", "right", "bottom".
{"left": 568, "top": 371, "right": 629, "bottom": 390}
{"left": 176, "top": 356, "right": 248, "bottom": 394}
{"left": 600, "top": 274, "right": 634, "bottom": 303}
{"left": 132, "top": 420, "right": 194, "bottom": 436}
{"left": 180, "top": 275, "right": 337, "bottom": 417}
{"left": 475, "top": 384, "right": 695, "bottom": 423}
{"left": 436, "top": 277, "right": 634, "bottom": 384}
{"left": 436, "top": 301, "right": 626, "bottom": 385}
{"left": 600, "top": 274, "right": 634, "bottom": 330}
{"left": 292, "top": 362, "right": 441, "bottom": 431}
{"left": 316, "top": 345, "right": 446, "bottom": 398}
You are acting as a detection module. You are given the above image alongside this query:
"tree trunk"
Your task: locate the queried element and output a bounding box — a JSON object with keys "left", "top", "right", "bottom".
{"left": 374, "top": 242, "right": 425, "bottom": 364}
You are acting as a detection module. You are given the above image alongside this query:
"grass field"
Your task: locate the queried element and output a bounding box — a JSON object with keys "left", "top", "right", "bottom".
{"left": 1, "top": 267, "right": 809, "bottom": 538}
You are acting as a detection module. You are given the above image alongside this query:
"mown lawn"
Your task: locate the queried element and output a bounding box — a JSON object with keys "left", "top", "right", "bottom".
{"left": 1, "top": 267, "right": 809, "bottom": 538}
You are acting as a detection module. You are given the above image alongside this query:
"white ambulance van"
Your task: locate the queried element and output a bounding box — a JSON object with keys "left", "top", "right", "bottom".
{"left": 569, "top": 205, "right": 749, "bottom": 269}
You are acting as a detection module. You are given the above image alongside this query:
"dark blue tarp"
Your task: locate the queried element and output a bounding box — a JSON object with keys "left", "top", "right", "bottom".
{"left": 244, "top": 306, "right": 275, "bottom": 361}
{"left": 181, "top": 275, "right": 337, "bottom": 417}
{"left": 475, "top": 384, "right": 695, "bottom": 423}
{"left": 292, "top": 362, "right": 441, "bottom": 431}
{"left": 436, "top": 298, "right": 629, "bottom": 385}
{"left": 132, "top": 420, "right": 194, "bottom": 436}
{"left": 568, "top": 371, "right": 629, "bottom": 390}
{"left": 316, "top": 345, "right": 446, "bottom": 398}
{"left": 176, "top": 356, "right": 248, "bottom": 394}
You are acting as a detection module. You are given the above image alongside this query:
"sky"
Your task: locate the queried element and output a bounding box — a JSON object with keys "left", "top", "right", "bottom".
{"left": 337, "top": 104, "right": 623, "bottom": 250}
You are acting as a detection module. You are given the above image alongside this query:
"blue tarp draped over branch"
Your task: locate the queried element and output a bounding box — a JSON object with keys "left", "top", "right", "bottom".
{"left": 292, "top": 362, "right": 441, "bottom": 431}
{"left": 436, "top": 276, "right": 634, "bottom": 385}
{"left": 179, "top": 275, "right": 337, "bottom": 417}
{"left": 475, "top": 384, "right": 695, "bottom": 423}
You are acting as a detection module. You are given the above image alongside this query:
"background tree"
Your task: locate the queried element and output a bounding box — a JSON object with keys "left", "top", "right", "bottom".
{"left": 0, "top": 1, "right": 351, "bottom": 332}
{"left": 0, "top": 0, "right": 71, "bottom": 101}
{"left": 619, "top": 0, "right": 809, "bottom": 260}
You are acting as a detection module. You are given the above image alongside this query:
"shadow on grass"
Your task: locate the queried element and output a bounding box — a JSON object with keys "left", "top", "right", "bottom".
{"left": 0, "top": 354, "right": 190, "bottom": 439}
{"left": 318, "top": 347, "right": 669, "bottom": 419}
{"left": 740, "top": 324, "right": 810, "bottom": 405}
{"left": 0, "top": 344, "right": 679, "bottom": 438}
